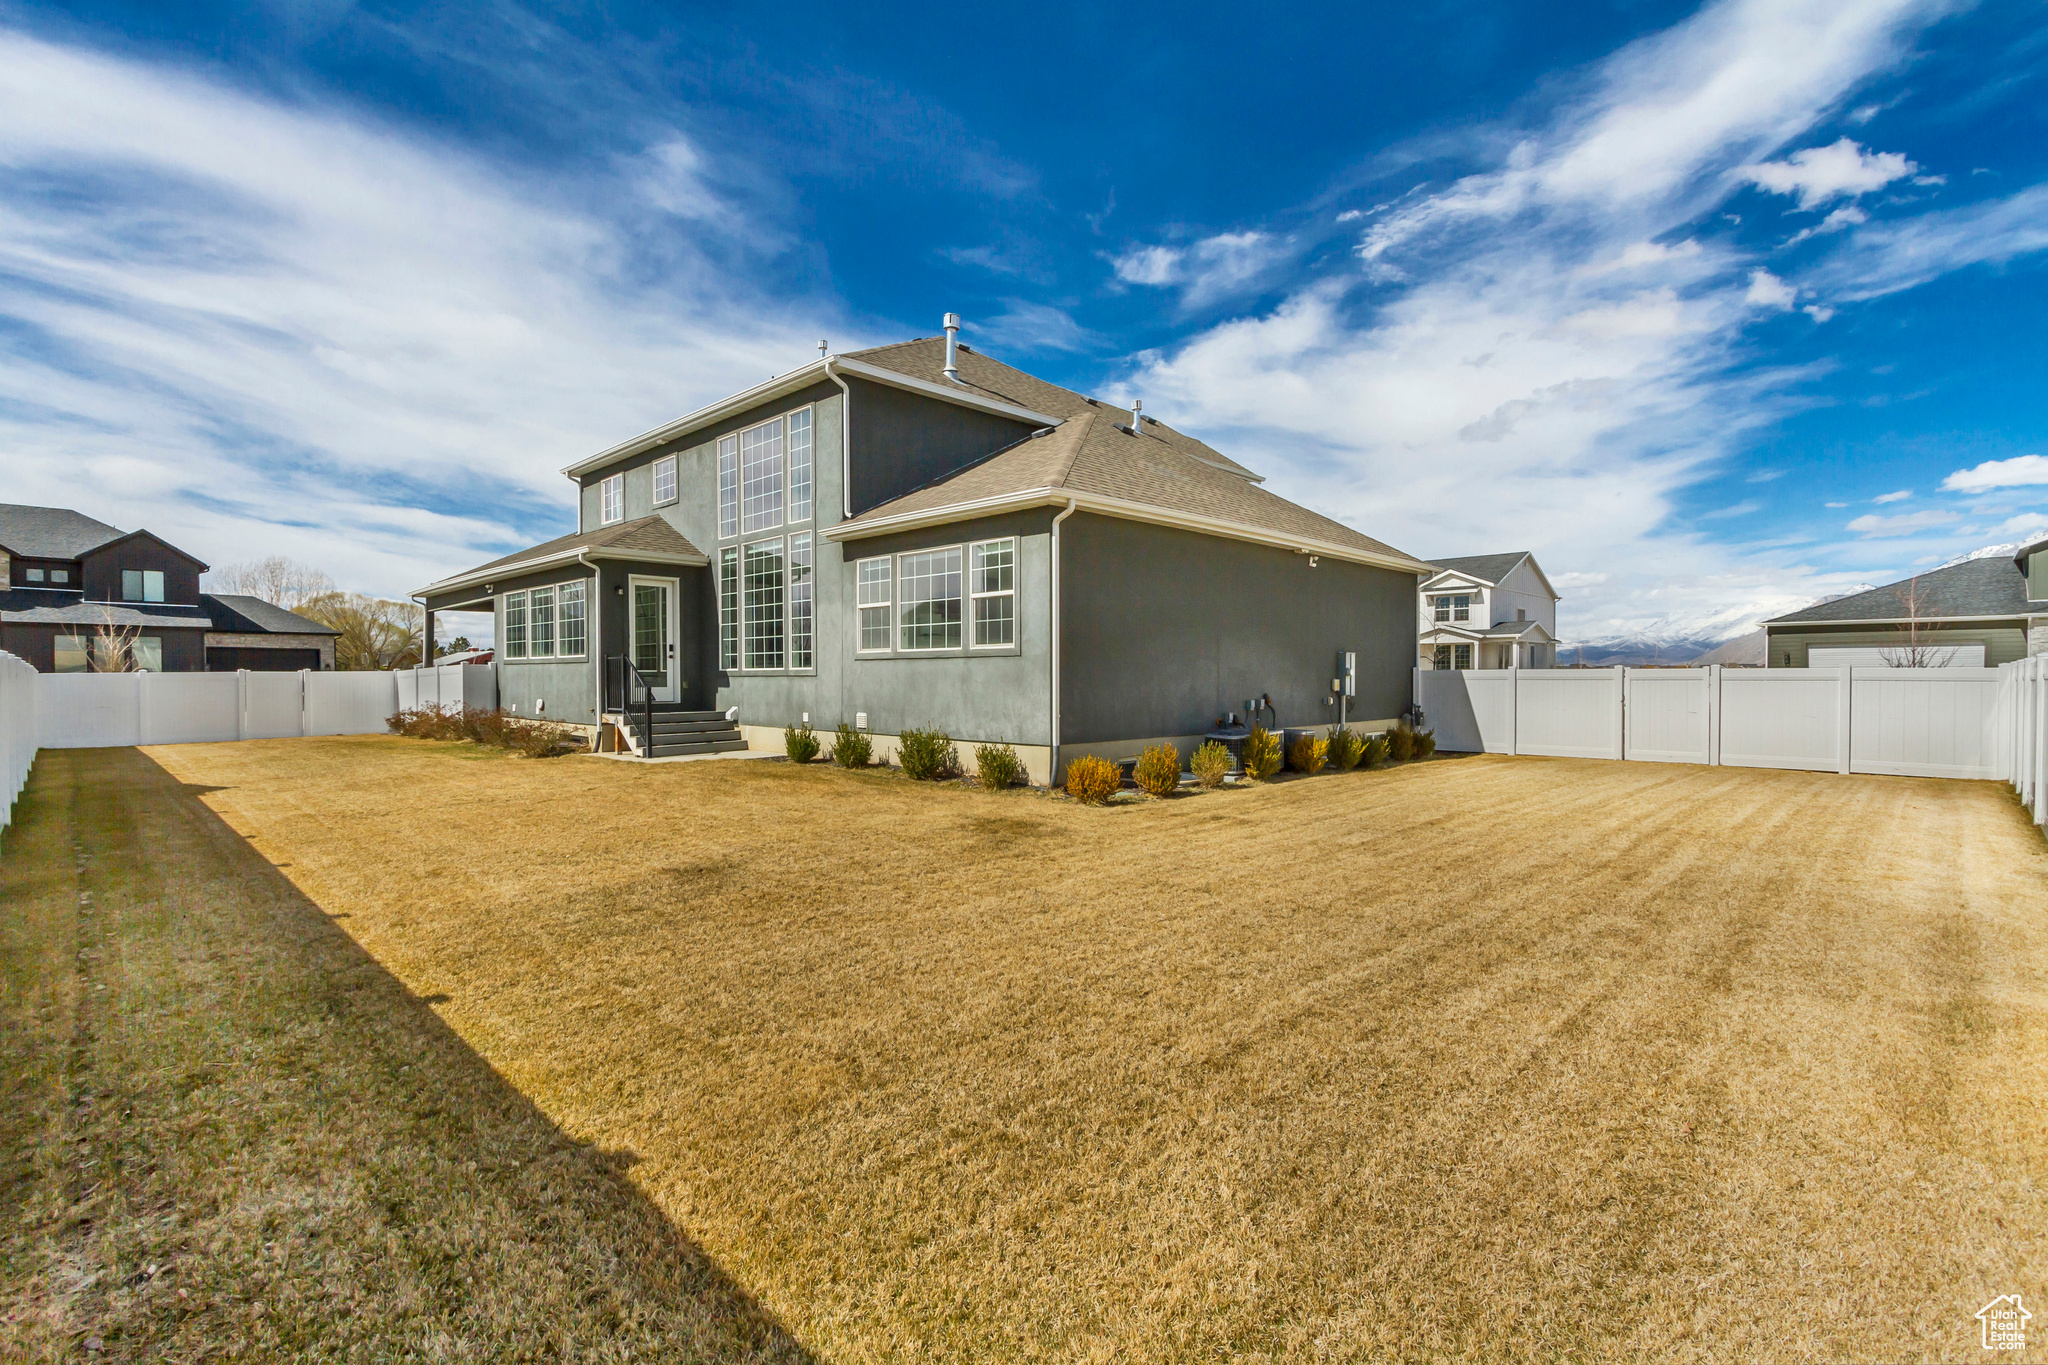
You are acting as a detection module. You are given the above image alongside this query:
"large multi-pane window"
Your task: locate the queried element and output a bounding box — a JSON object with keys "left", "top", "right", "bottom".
{"left": 898, "top": 547, "right": 963, "bottom": 652}
{"left": 857, "top": 558, "right": 891, "bottom": 652}
{"left": 717, "top": 437, "right": 739, "bottom": 539}
{"left": 600, "top": 473, "right": 624, "bottom": 525}
{"left": 788, "top": 533, "right": 813, "bottom": 669}
{"left": 720, "top": 548, "right": 739, "bottom": 669}
{"left": 529, "top": 586, "right": 555, "bottom": 658}
{"left": 503, "top": 592, "right": 528, "bottom": 659}
{"left": 742, "top": 538, "right": 786, "bottom": 670}
{"left": 740, "top": 419, "right": 785, "bottom": 533}
{"left": 558, "top": 581, "right": 586, "bottom": 657}
{"left": 970, "top": 539, "right": 1014, "bottom": 647}
{"left": 653, "top": 455, "right": 677, "bottom": 506}
{"left": 787, "top": 409, "right": 813, "bottom": 524}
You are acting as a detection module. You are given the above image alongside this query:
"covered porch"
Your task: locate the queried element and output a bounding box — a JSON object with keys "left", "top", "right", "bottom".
{"left": 1421, "top": 619, "right": 1556, "bottom": 670}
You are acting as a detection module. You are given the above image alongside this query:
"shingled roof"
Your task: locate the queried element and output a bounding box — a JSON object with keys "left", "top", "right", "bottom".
{"left": 0, "top": 504, "right": 127, "bottom": 558}
{"left": 1427, "top": 552, "right": 1532, "bottom": 585}
{"left": 833, "top": 339, "right": 1428, "bottom": 572}
{"left": 1765, "top": 554, "right": 2047, "bottom": 624}
{"left": 416, "top": 515, "right": 708, "bottom": 597}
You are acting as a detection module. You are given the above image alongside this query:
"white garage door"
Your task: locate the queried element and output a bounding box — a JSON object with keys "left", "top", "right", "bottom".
{"left": 1808, "top": 644, "right": 1986, "bottom": 669}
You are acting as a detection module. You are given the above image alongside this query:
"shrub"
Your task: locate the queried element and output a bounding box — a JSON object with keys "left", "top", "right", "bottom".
{"left": 784, "top": 720, "right": 821, "bottom": 763}
{"left": 1287, "top": 733, "right": 1330, "bottom": 776}
{"left": 1190, "top": 740, "right": 1233, "bottom": 789}
{"left": 897, "top": 727, "right": 959, "bottom": 781}
{"left": 1415, "top": 727, "right": 1437, "bottom": 759}
{"left": 1242, "top": 725, "right": 1282, "bottom": 781}
{"left": 1388, "top": 726, "right": 1415, "bottom": 763}
{"left": 1131, "top": 742, "right": 1182, "bottom": 797}
{"left": 1362, "top": 732, "right": 1391, "bottom": 769}
{"left": 387, "top": 706, "right": 575, "bottom": 757}
{"left": 831, "top": 722, "right": 872, "bottom": 769}
{"left": 1065, "top": 754, "right": 1121, "bottom": 804}
{"left": 1328, "top": 726, "right": 1362, "bottom": 772}
{"left": 975, "top": 742, "right": 1026, "bottom": 790}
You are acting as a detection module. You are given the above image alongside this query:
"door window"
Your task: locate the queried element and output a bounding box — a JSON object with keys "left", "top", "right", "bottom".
{"left": 633, "top": 583, "right": 668, "bottom": 676}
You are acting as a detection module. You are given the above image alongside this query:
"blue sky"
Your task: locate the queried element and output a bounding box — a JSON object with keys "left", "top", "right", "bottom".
{"left": 2, "top": 0, "right": 2046, "bottom": 644}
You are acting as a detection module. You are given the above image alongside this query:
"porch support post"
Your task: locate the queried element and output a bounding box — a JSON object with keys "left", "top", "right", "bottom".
{"left": 422, "top": 605, "right": 436, "bottom": 667}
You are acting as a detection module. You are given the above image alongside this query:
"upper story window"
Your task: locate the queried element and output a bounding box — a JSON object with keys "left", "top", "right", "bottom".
{"left": 717, "top": 407, "right": 815, "bottom": 541}
{"left": 1517, "top": 607, "right": 1527, "bottom": 621}
{"left": 121, "top": 569, "right": 165, "bottom": 603}
{"left": 653, "top": 455, "right": 677, "bottom": 507}
{"left": 599, "top": 474, "right": 624, "bottom": 525}
{"left": 1432, "top": 593, "right": 1471, "bottom": 623}
{"left": 24, "top": 567, "right": 43, "bottom": 582}
{"left": 49, "top": 568, "right": 68, "bottom": 584}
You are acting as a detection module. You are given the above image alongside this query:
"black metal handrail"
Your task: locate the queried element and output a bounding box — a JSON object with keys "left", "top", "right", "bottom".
{"left": 605, "top": 655, "right": 657, "bottom": 758}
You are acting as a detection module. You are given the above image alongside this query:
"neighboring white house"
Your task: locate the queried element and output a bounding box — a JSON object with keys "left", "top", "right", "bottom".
{"left": 1418, "top": 551, "right": 1559, "bottom": 669}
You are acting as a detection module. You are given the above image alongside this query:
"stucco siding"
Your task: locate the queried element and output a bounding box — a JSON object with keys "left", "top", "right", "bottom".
{"left": 845, "top": 376, "right": 1038, "bottom": 517}
{"left": 1058, "top": 513, "right": 1416, "bottom": 746}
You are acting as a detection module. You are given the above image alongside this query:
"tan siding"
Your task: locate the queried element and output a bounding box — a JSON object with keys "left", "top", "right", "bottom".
{"left": 1762, "top": 623, "right": 2028, "bottom": 668}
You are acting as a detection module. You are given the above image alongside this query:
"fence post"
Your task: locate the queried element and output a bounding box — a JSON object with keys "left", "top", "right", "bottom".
{"left": 236, "top": 670, "right": 248, "bottom": 741}
{"left": 1706, "top": 665, "right": 1721, "bottom": 766}
{"left": 1506, "top": 665, "right": 1519, "bottom": 757}
{"left": 1612, "top": 666, "right": 1627, "bottom": 760}
{"left": 135, "top": 669, "right": 149, "bottom": 747}
{"left": 1837, "top": 666, "right": 1854, "bottom": 776}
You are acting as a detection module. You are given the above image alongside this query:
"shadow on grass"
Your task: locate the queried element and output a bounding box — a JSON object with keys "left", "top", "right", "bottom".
{"left": 0, "top": 747, "right": 817, "bottom": 1361}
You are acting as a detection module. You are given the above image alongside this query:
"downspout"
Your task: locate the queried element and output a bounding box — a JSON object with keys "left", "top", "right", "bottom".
{"left": 577, "top": 549, "right": 600, "bottom": 738}
{"left": 823, "top": 358, "right": 853, "bottom": 521}
{"left": 1049, "top": 498, "right": 1077, "bottom": 785}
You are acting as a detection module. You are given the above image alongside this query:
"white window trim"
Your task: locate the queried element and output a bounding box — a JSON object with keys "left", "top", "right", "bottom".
{"left": 968, "top": 537, "right": 1016, "bottom": 650}
{"left": 718, "top": 547, "right": 739, "bottom": 670}
{"left": 652, "top": 455, "right": 678, "bottom": 507}
{"left": 856, "top": 554, "right": 892, "bottom": 655}
{"left": 895, "top": 545, "right": 965, "bottom": 654}
{"left": 788, "top": 531, "right": 814, "bottom": 672}
{"left": 716, "top": 402, "right": 817, "bottom": 545}
{"left": 599, "top": 473, "right": 624, "bottom": 526}
{"left": 499, "top": 579, "right": 591, "bottom": 662}
{"left": 740, "top": 536, "right": 788, "bottom": 671}
{"left": 503, "top": 590, "right": 528, "bottom": 660}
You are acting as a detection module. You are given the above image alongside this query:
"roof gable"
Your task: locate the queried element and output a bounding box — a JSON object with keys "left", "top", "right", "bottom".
{"left": 82, "top": 527, "right": 209, "bottom": 572}
{"left": 1427, "top": 551, "right": 1530, "bottom": 587}
{"left": 416, "top": 514, "right": 708, "bottom": 596}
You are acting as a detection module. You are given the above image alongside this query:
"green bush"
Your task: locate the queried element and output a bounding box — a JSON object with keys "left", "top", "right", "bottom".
{"left": 975, "top": 742, "right": 1026, "bottom": 790}
{"left": 1362, "top": 732, "right": 1391, "bottom": 769}
{"left": 784, "top": 720, "right": 821, "bottom": 763}
{"left": 1328, "top": 725, "right": 1363, "bottom": 772}
{"left": 1131, "top": 742, "right": 1182, "bottom": 797}
{"left": 1065, "top": 754, "right": 1121, "bottom": 804}
{"left": 1415, "top": 727, "right": 1437, "bottom": 759}
{"left": 1388, "top": 726, "right": 1415, "bottom": 763}
{"left": 831, "top": 722, "right": 872, "bottom": 769}
{"left": 1190, "top": 741, "right": 1232, "bottom": 789}
{"left": 896, "top": 727, "right": 959, "bottom": 781}
{"left": 1287, "top": 733, "right": 1329, "bottom": 775}
{"left": 1242, "top": 725, "right": 1282, "bottom": 781}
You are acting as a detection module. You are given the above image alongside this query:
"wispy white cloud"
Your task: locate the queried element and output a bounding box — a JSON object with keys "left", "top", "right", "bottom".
{"left": 1941, "top": 453, "right": 2048, "bottom": 492}
{"left": 1737, "top": 137, "right": 1916, "bottom": 207}
{"left": 970, "top": 300, "right": 1104, "bottom": 353}
{"left": 1784, "top": 203, "right": 1868, "bottom": 245}
{"left": 1112, "top": 230, "right": 1289, "bottom": 306}
{"left": 1846, "top": 508, "right": 1959, "bottom": 535}
{"left": 0, "top": 28, "right": 844, "bottom": 596}
{"left": 1810, "top": 182, "right": 2048, "bottom": 301}
{"left": 1872, "top": 488, "right": 1912, "bottom": 502}
{"left": 1119, "top": 0, "right": 1973, "bottom": 645}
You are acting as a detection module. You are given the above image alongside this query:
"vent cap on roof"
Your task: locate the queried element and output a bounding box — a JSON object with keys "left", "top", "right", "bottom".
{"left": 942, "top": 312, "right": 962, "bottom": 381}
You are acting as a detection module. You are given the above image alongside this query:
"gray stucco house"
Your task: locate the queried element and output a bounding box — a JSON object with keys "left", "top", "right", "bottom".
{"left": 416, "top": 323, "right": 1435, "bottom": 782}
{"left": 1762, "top": 538, "right": 2048, "bottom": 667}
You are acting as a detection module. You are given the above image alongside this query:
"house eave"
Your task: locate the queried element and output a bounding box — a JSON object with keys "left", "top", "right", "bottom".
{"left": 825, "top": 488, "right": 1436, "bottom": 576}
{"left": 1762, "top": 612, "right": 2039, "bottom": 629}
{"left": 413, "top": 545, "right": 708, "bottom": 600}
{"left": 557, "top": 356, "right": 1066, "bottom": 480}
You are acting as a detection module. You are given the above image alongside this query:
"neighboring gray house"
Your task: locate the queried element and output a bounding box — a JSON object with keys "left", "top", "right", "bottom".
{"left": 1417, "top": 552, "right": 1559, "bottom": 670}
{"left": 1763, "top": 540, "right": 2048, "bottom": 667}
{"left": 417, "top": 322, "right": 1436, "bottom": 782}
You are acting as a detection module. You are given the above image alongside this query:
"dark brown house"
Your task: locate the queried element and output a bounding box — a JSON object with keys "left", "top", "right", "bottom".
{"left": 0, "top": 504, "right": 338, "bottom": 673}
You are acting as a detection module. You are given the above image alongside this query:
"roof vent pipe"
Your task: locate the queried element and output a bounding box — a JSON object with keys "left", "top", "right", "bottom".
{"left": 1131, "top": 398, "right": 1143, "bottom": 432}
{"left": 942, "top": 313, "right": 962, "bottom": 381}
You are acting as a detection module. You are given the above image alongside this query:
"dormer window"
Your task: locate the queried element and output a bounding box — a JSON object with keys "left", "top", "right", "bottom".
{"left": 121, "top": 569, "right": 165, "bottom": 603}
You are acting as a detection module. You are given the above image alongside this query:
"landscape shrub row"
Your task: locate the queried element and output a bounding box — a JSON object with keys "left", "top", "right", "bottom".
{"left": 784, "top": 722, "right": 1029, "bottom": 790}
{"left": 386, "top": 707, "right": 578, "bottom": 758}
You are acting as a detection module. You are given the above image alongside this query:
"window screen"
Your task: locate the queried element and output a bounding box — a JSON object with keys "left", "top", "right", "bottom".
{"left": 970, "top": 539, "right": 1014, "bottom": 647}
{"left": 897, "top": 547, "right": 962, "bottom": 651}
{"left": 857, "top": 558, "right": 891, "bottom": 652}
{"left": 558, "top": 581, "right": 586, "bottom": 657}
{"left": 788, "top": 533, "right": 813, "bottom": 669}
{"left": 717, "top": 435, "right": 739, "bottom": 539}
{"left": 740, "top": 418, "right": 784, "bottom": 533}
{"left": 787, "top": 408, "right": 813, "bottom": 524}
{"left": 743, "top": 538, "right": 785, "bottom": 669}
{"left": 719, "top": 547, "right": 738, "bottom": 669}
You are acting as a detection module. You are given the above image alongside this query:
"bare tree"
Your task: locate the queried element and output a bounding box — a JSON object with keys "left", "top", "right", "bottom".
{"left": 1878, "top": 576, "right": 1959, "bottom": 668}
{"left": 208, "top": 556, "right": 337, "bottom": 611}
{"left": 296, "top": 592, "right": 423, "bottom": 670}
{"left": 88, "top": 605, "right": 144, "bottom": 672}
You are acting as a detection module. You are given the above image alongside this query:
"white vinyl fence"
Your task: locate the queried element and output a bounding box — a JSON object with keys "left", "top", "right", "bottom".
{"left": 1418, "top": 662, "right": 2046, "bottom": 828}
{"left": 2, "top": 652, "right": 35, "bottom": 837}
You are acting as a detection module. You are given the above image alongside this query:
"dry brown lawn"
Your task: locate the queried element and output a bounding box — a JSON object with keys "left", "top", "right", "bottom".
{"left": 6, "top": 738, "right": 2048, "bottom": 1362}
